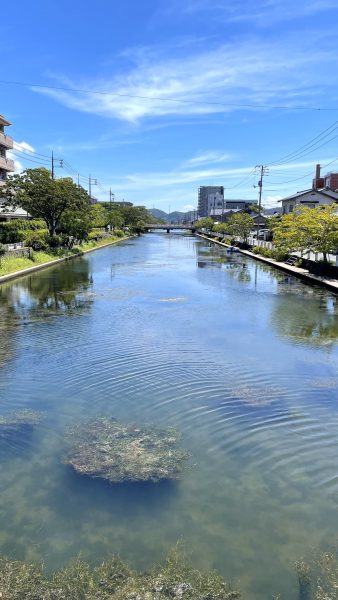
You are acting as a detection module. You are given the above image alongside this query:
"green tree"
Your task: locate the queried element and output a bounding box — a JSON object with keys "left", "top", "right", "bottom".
{"left": 273, "top": 205, "right": 338, "bottom": 262}
{"left": 195, "top": 217, "right": 214, "bottom": 231}
{"left": 59, "top": 208, "right": 92, "bottom": 245}
{"left": 213, "top": 223, "right": 228, "bottom": 234}
{"left": 227, "top": 213, "right": 254, "bottom": 243}
{"left": 90, "top": 203, "right": 109, "bottom": 228}
{"left": 108, "top": 209, "right": 124, "bottom": 230}
{"left": 131, "top": 220, "right": 146, "bottom": 236}
{"left": 119, "top": 205, "right": 151, "bottom": 227}
{"left": 4, "top": 169, "right": 90, "bottom": 238}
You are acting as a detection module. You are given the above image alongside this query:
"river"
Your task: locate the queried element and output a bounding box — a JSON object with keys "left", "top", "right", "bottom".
{"left": 1, "top": 232, "right": 338, "bottom": 599}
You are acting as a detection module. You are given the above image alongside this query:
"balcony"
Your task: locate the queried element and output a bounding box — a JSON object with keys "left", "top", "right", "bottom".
{"left": 0, "top": 132, "right": 13, "bottom": 149}
{"left": 0, "top": 156, "right": 15, "bottom": 172}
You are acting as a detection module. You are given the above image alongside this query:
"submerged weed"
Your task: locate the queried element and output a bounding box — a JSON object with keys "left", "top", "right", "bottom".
{"left": 64, "top": 417, "right": 190, "bottom": 483}
{"left": 0, "top": 549, "right": 241, "bottom": 599}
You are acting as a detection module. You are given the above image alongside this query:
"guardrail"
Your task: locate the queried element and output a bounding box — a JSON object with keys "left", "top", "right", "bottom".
{"left": 5, "top": 242, "right": 25, "bottom": 251}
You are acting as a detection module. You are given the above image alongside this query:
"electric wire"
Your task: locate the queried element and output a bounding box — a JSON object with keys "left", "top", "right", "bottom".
{"left": 1, "top": 78, "right": 338, "bottom": 112}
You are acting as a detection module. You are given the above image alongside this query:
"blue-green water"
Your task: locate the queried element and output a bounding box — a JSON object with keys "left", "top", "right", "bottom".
{"left": 1, "top": 233, "right": 338, "bottom": 598}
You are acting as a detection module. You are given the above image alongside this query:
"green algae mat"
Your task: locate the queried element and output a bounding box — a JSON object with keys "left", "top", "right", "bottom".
{"left": 64, "top": 417, "right": 190, "bottom": 483}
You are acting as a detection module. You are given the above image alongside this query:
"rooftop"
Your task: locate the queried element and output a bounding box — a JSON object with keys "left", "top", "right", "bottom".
{"left": 0, "top": 115, "right": 11, "bottom": 127}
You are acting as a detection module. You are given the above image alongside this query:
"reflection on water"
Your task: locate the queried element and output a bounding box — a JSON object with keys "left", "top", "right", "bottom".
{"left": 271, "top": 288, "right": 338, "bottom": 347}
{"left": 1, "top": 235, "right": 338, "bottom": 599}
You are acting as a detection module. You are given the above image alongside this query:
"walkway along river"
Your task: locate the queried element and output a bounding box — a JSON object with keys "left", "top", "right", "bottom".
{"left": 1, "top": 232, "right": 338, "bottom": 599}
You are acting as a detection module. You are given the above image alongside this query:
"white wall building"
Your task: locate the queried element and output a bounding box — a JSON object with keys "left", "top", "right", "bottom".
{"left": 280, "top": 189, "right": 338, "bottom": 214}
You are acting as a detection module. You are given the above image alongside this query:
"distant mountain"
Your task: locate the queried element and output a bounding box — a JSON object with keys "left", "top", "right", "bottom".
{"left": 149, "top": 208, "right": 195, "bottom": 223}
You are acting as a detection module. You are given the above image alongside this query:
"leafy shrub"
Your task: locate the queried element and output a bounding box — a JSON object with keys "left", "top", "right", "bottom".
{"left": 88, "top": 231, "right": 103, "bottom": 240}
{"left": 251, "top": 245, "right": 288, "bottom": 262}
{"left": 272, "top": 248, "right": 288, "bottom": 261}
{"left": 24, "top": 231, "right": 48, "bottom": 251}
{"left": 46, "top": 235, "right": 63, "bottom": 248}
{"left": 114, "top": 230, "right": 125, "bottom": 237}
{"left": 0, "top": 220, "right": 45, "bottom": 243}
{"left": 0, "top": 243, "right": 6, "bottom": 264}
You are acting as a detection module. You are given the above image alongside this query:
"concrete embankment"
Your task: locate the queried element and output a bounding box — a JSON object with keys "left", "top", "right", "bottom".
{"left": 0, "top": 236, "right": 133, "bottom": 285}
{"left": 197, "top": 233, "right": 338, "bottom": 295}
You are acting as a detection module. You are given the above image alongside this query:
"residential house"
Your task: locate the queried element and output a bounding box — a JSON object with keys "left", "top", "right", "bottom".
{"left": 280, "top": 164, "right": 338, "bottom": 214}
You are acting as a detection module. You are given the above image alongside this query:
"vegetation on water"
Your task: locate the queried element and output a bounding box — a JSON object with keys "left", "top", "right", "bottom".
{"left": 295, "top": 550, "right": 338, "bottom": 600}
{"left": 64, "top": 417, "right": 190, "bottom": 483}
{"left": 0, "top": 409, "right": 43, "bottom": 434}
{"left": 0, "top": 547, "right": 241, "bottom": 600}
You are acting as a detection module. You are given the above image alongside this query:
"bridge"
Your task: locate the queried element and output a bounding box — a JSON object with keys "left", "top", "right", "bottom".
{"left": 145, "top": 223, "right": 196, "bottom": 233}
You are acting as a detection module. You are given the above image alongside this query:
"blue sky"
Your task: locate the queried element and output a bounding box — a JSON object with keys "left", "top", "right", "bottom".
{"left": 2, "top": 0, "right": 338, "bottom": 211}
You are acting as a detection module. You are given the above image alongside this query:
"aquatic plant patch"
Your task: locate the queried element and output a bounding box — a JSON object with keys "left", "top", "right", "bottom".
{"left": 64, "top": 417, "right": 190, "bottom": 483}
{"left": 0, "top": 409, "right": 44, "bottom": 435}
{"left": 0, "top": 548, "right": 241, "bottom": 599}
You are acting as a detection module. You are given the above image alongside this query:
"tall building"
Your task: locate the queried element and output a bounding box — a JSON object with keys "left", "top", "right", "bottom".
{"left": 198, "top": 186, "right": 224, "bottom": 217}
{"left": 0, "top": 114, "right": 14, "bottom": 184}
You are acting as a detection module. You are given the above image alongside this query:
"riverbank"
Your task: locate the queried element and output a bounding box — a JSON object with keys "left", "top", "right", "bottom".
{"left": 0, "top": 233, "right": 132, "bottom": 284}
{"left": 197, "top": 233, "right": 338, "bottom": 294}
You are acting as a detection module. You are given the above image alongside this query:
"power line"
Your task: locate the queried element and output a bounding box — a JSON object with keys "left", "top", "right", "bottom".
{"left": 267, "top": 120, "right": 338, "bottom": 166}
{"left": 1, "top": 78, "right": 338, "bottom": 112}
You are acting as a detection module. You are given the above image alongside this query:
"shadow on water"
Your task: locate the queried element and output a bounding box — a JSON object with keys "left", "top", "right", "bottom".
{"left": 50, "top": 466, "right": 179, "bottom": 519}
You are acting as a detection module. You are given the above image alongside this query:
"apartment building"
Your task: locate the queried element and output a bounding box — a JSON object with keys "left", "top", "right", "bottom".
{"left": 0, "top": 114, "right": 14, "bottom": 184}
{"left": 198, "top": 186, "right": 224, "bottom": 217}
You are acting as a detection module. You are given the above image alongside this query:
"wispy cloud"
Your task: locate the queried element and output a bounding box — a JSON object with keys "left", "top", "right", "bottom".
{"left": 107, "top": 157, "right": 322, "bottom": 195}
{"left": 184, "top": 151, "right": 232, "bottom": 167}
{"left": 32, "top": 33, "right": 338, "bottom": 123}
{"left": 177, "top": 0, "right": 338, "bottom": 25}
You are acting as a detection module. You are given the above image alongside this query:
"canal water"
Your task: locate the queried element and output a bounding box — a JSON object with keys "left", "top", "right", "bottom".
{"left": 1, "top": 233, "right": 338, "bottom": 599}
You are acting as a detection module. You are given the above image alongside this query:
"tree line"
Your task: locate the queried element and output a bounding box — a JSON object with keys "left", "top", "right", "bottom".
{"left": 195, "top": 205, "right": 338, "bottom": 263}
{"left": 1, "top": 168, "right": 155, "bottom": 249}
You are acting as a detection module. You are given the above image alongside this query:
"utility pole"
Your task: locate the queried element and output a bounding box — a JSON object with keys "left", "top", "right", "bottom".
{"left": 51, "top": 151, "right": 54, "bottom": 179}
{"left": 88, "top": 175, "right": 97, "bottom": 203}
{"left": 255, "top": 165, "right": 268, "bottom": 238}
{"left": 109, "top": 188, "right": 113, "bottom": 231}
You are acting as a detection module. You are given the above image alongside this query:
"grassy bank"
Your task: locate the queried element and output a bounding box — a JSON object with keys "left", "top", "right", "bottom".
{"left": 0, "top": 234, "right": 128, "bottom": 277}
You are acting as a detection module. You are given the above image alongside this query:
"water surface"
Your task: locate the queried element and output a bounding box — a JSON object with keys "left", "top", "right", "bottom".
{"left": 1, "top": 233, "right": 338, "bottom": 599}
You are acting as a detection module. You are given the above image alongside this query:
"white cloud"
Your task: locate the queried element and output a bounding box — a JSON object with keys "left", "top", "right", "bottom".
{"left": 8, "top": 155, "right": 23, "bottom": 173}
{"left": 265, "top": 195, "right": 283, "bottom": 207}
{"left": 185, "top": 151, "right": 232, "bottom": 167}
{"left": 178, "top": 0, "right": 338, "bottom": 24}
{"left": 32, "top": 33, "right": 338, "bottom": 123}
{"left": 7, "top": 141, "right": 35, "bottom": 173}
{"left": 13, "top": 141, "right": 35, "bottom": 153}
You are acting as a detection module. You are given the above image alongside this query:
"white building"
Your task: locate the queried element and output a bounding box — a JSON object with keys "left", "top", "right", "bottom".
{"left": 280, "top": 189, "right": 338, "bottom": 214}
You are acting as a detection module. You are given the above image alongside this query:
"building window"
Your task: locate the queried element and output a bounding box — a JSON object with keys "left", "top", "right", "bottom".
{"left": 289, "top": 205, "right": 294, "bottom": 212}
